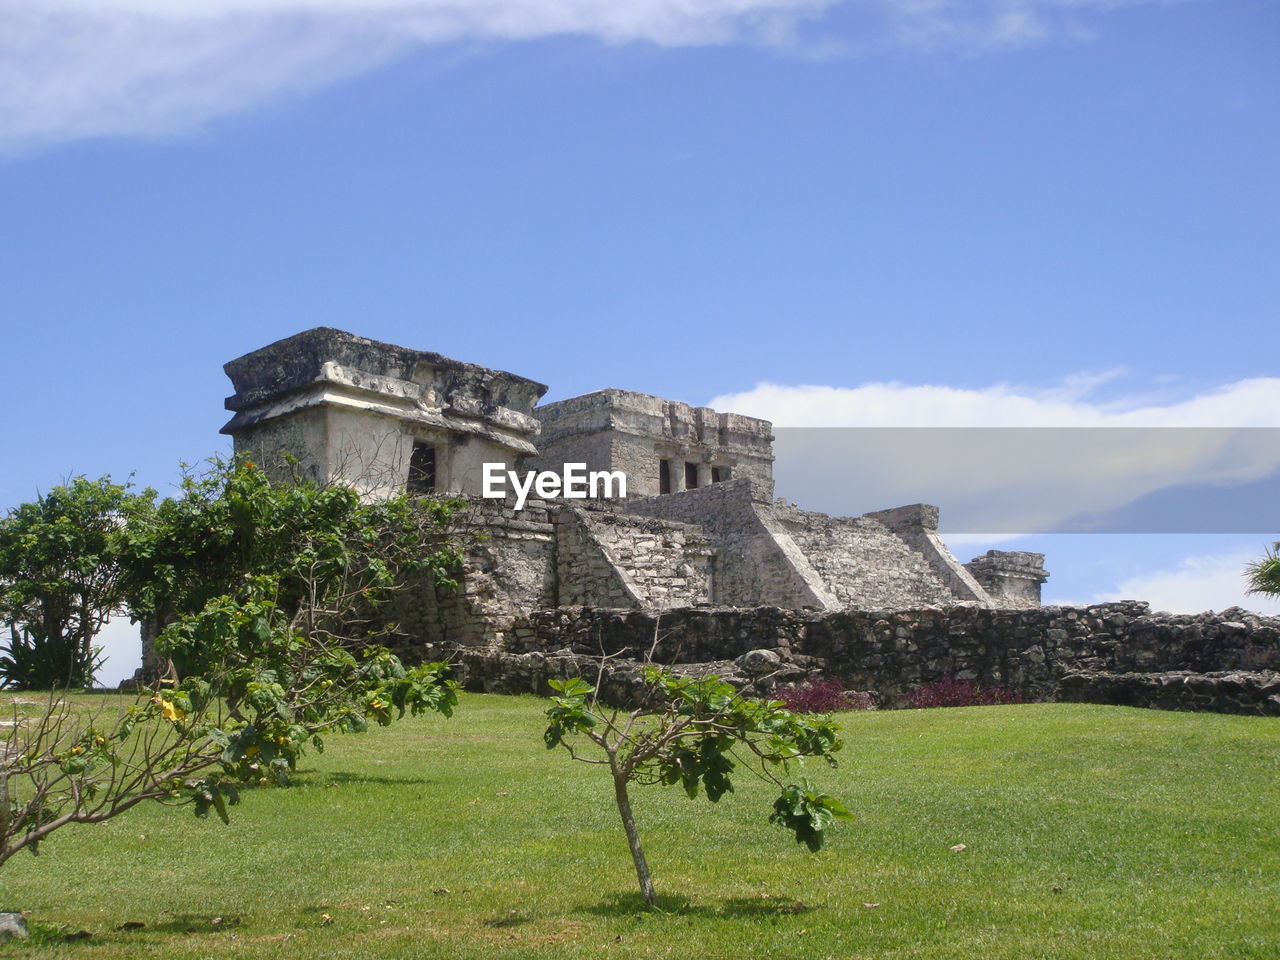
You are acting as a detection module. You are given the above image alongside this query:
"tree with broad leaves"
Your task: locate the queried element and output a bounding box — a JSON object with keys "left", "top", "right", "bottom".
{"left": 544, "top": 667, "right": 851, "bottom": 907}
{"left": 1, "top": 456, "right": 467, "bottom": 873}
{"left": 0, "top": 476, "right": 155, "bottom": 690}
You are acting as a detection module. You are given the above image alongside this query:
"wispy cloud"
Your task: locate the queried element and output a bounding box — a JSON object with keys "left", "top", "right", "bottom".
{"left": 1091, "top": 547, "right": 1280, "bottom": 615}
{"left": 3, "top": 1, "right": 1170, "bottom": 151}
{"left": 709, "top": 375, "right": 1280, "bottom": 427}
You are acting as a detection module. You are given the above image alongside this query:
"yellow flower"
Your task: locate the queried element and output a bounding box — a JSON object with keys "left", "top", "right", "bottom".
{"left": 151, "top": 696, "right": 186, "bottom": 722}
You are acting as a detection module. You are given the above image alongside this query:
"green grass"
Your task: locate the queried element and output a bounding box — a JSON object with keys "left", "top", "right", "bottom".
{"left": 2, "top": 695, "right": 1277, "bottom": 959}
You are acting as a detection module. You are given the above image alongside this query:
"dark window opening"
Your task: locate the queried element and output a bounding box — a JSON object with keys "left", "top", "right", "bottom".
{"left": 659, "top": 459, "right": 672, "bottom": 495}
{"left": 710, "top": 467, "right": 724, "bottom": 483}
{"left": 685, "top": 462, "right": 699, "bottom": 490}
{"left": 408, "top": 442, "right": 437, "bottom": 495}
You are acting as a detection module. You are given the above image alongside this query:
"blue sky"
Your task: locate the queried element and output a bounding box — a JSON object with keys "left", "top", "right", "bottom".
{"left": 2, "top": 0, "right": 1278, "bottom": 682}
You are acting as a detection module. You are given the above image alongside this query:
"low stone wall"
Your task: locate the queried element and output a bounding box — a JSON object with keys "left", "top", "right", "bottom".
{"left": 1057, "top": 670, "right": 1280, "bottom": 715}
{"left": 448, "top": 601, "right": 1280, "bottom": 716}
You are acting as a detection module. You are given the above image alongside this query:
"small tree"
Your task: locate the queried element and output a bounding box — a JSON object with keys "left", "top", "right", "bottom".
{"left": 0, "top": 476, "right": 154, "bottom": 689}
{"left": 2, "top": 456, "right": 466, "bottom": 872}
{"left": 1245, "top": 542, "right": 1280, "bottom": 599}
{"left": 544, "top": 668, "right": 850, "bottom": 907}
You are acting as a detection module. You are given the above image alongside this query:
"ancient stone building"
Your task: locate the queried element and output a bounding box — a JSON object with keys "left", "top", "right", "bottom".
{"left": 528, "top": 389, "right": 775, "bottom": 498}
{"left": 222, "top": 326, "right": 547, "bottom": 498}
{"left": 221, "top": 328, "right": 1048, "bottom": 646}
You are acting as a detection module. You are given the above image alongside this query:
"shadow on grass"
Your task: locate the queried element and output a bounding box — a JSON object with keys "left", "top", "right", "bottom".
{"left": 148, "top": 914, "right": 243, "bottom": 934}
{"left": 321, "top": 771, "right": 437, "bottom": 788}
{"left": 482, "top": 910, "right": 534, "bottom": 928}
{"left": 583, "top": 892, "right": 816, "bottom": 919}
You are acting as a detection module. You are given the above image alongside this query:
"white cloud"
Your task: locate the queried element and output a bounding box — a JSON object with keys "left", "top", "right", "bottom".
{"left": 723, "top": 375, "right": 1280, "bottom": 533}
{"left": 709, "top": 375, "right": 1280, "bottom": 428}
{"left": 1091, "top": 548, "right": 1280, "bottom": 616}
{"left": 3, "top": 0, "right": 1170, "bottom": 150}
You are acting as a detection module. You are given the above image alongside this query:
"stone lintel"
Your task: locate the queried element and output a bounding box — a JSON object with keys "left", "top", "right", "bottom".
{"left": 221, "top": 327, "right": 547, "bottom": 452}
{"left": 967, "top": 550, "right": 1050, "bottom": 583}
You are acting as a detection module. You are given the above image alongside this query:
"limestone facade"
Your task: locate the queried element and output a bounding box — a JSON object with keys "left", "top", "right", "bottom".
{"left": 220, "top": 328, "right": 1050, "bottom": 648}
{"left": 222, "top": 327, "right": 547, "bottom": 498}
{"left": 527, "top": 389, "right": 775, "bottom": 498}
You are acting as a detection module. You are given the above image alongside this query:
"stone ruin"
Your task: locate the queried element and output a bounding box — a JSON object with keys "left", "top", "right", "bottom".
{"left": 221, "top": 329, "right": 1047, "bottom": 632}
{"left": 204, "top": 327, "right": 1278, "bottom": 716}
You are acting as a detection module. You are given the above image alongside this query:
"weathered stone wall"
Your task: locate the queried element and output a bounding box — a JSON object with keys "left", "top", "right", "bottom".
{"left": 229, "top": 408, "right": 331, "bottom": 485}
{"left": 570, "top": 507, "right": 712, "bottom": 609}
{"left": 450, "top": 601, "right": 1280, "bottom": 715}
{"left": 518, "top": 430, "right": 616, "bottom": 487}
{"left": 530, "top": 389, "right": 774, "bottom": 498}
{"left": 624, "top": 480, "right": 832, "bottom": 609}
{"left": 1056, "top": 670, "right": 1280, "bottom": 714}
{"left": 965, "top": 550, "right": 1049, "bottom": 609}
{"left": 546, "top": 506, "right": 715, "bottom": 611}
{"left": 551, "top": 506, "right": 645, "bottom": 610}
{"left": 390, "top": 499, "right": 556, "bottom": 648}
{"left": 771, "top": 504, "right": 960, "bottom": 609}
{"left": 861, "top": 504, "right": 991, "bottom": 604}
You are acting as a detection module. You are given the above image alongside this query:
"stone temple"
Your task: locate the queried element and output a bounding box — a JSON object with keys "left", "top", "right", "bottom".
{"left": 221, "top": 328, "right": 1048, "bottom": 646}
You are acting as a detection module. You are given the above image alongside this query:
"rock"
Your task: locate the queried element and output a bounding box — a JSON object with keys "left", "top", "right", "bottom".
{"left": 0, "top": 913, "right": 28, "bottom": 941}
{"left": 736, "top": 649, "right": 782, "bottom": 675}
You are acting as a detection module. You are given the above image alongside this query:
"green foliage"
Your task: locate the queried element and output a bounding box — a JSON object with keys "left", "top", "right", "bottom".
{"left": 769, "top": 782, "right": 853, "bottom": 852}
{"left": 118, "top": 456, "right": 464, "bottom": 673}
{"left": 0, "top": 623, "right": 103, "bottom": 692}
{"left": 0, "top": 475, "right": 155, "bottom": 689}
{"left": 543, "top": 667, "right": 849, "bottom": 904}
{"left": 1245, "top": 541, "right": 1280, "bottom": 598}
{"left": 1, "top": 456, "right": 466, "bottom": 870}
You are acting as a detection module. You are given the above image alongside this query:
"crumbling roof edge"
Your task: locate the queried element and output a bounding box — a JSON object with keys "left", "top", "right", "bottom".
{"left": 223, "top": 326, "right": 550, "bottom": 399}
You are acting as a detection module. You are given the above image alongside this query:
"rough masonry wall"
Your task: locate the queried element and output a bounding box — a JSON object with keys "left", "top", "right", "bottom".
{"left": 607, "top": 434, "right": 662, "bottom": 498}
{"left": 551, "top": 507, "right": 713, "bottom": 610}
{"left": 390, "top": 499, "right": 556, "bottom": 649}
{"left": 230, "top": 408, "right": 330, "bottom": 484}
{"left": 455, "top": 601, "right": 1280, "bottom": 715}
{"left": 624, "top": 480, "right": 832, "bottom": 609}
{"left": 577, "top": 507, "right": 712, "bottom": 609}
{"left": 520, "top": 431, "right": 616, "bottom": 483}
{"left": 551, "top": 506, "right": 645, "bottom": 610}
{"left": 771, "top": 504, "right": 960, "bottom": 609}
{"left": 862, "top": 505, "right": 991, "bottom": 604}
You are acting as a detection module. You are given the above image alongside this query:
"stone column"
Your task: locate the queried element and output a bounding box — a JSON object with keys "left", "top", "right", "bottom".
{"left": 965, "top": 551, "right": 1049, "bottom": 609}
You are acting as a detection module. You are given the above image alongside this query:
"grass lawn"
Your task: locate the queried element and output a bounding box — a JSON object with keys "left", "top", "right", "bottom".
{"left": 2, "top": 694, "right": 1276, "bottom": 959}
